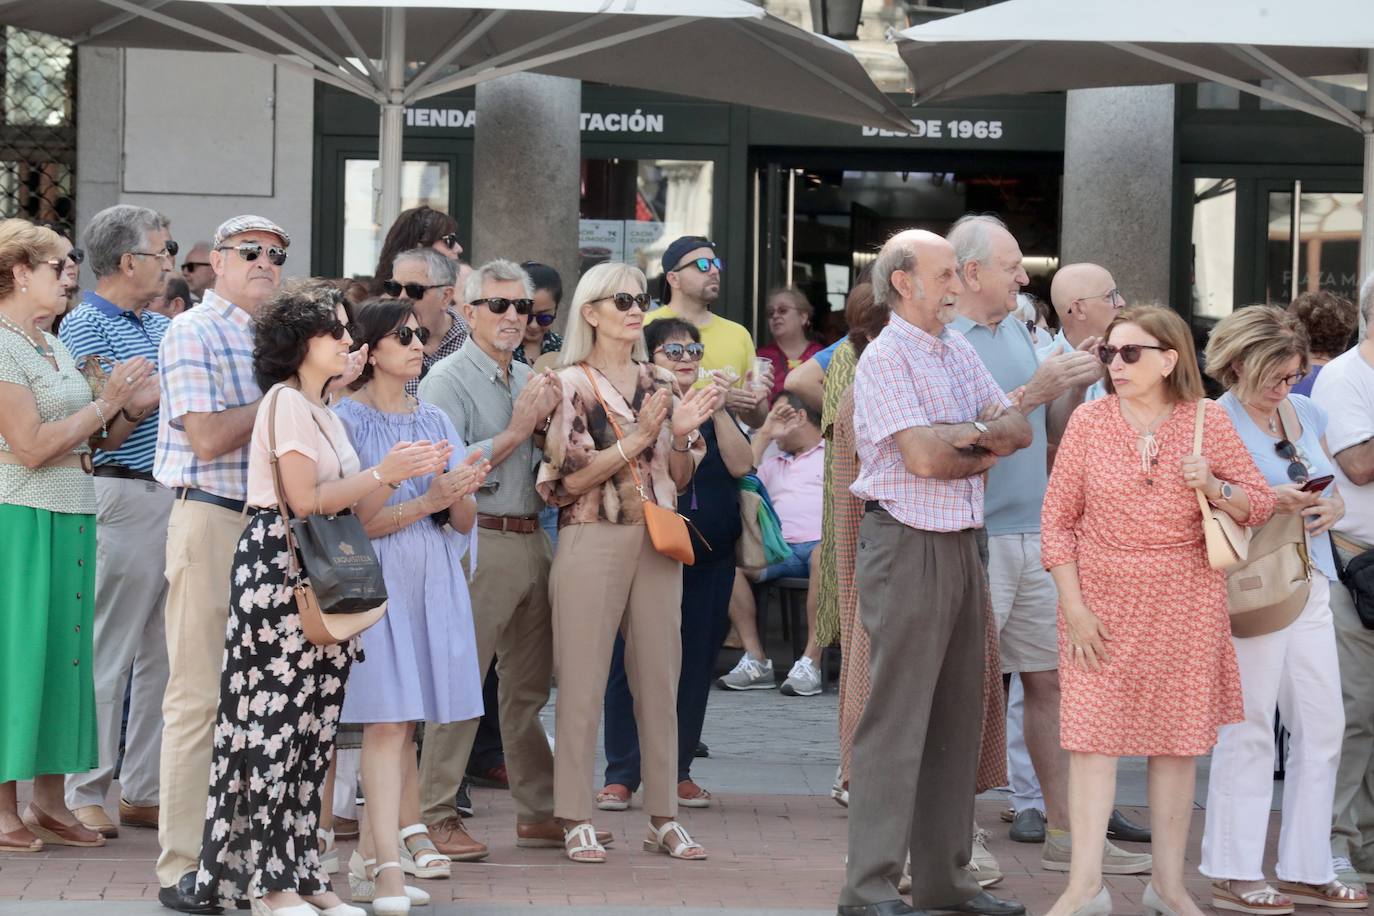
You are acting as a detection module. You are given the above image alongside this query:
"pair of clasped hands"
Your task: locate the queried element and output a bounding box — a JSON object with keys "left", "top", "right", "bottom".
{"left": 372, "top": 439, "right": 491, "bottom": 512}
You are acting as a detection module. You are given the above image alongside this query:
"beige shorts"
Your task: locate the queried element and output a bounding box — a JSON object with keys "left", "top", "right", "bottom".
{"left": 987, "top": 532, "right": 1060, "bottom": 674}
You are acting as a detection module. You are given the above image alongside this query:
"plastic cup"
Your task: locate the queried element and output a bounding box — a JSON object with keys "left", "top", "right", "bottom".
{"left": 751, "top": 357, "right": 772, "bottom": 391}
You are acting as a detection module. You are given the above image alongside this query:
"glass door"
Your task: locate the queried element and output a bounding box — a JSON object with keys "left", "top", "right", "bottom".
{"left": 1265, "top": 183, "right": 1365, "bottom": 304}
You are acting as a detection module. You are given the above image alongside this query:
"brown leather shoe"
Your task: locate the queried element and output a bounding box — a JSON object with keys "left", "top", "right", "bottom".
{"left": 22, "top": 804, "right": 105, "bottom": 847}
{"left": 73, "top": 804, "right": 119, "bottom": 838}
{"left": 426, "top": 815, "right": 489, "bottom": 861}
{"left": 516, "top": 818, "right": 615, "bottom": 848}
{"left": 118, "top": 798, "right": 158, "bottom": 829}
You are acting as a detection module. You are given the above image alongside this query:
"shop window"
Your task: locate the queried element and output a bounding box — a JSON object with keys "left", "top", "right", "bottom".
{"left": 579, "top": 158, "right": 714, "bottom": 281}
{"left": 1, "top": 27, "right": 75, "bottom": 233}
{"left": 1191, "top": 178, "right": 1236, "bottom": 323}
{"left": 1266, "top": 187, "right": 1364, "bottom": 304}
{"left": 342, "top": 159, "right": 450, "bottom": 278}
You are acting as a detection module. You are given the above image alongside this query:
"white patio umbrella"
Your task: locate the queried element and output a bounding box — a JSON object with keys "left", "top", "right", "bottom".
{"left": 896, "top": 0, "right": 1374, "bottom": 281}
{"left": 7, "top": 0, "right": 914, "bottom": 228}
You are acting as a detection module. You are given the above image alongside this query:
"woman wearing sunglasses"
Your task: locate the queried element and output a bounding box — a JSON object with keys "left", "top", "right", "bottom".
{"left": 333, "top": 299, "right": 490, "bottom": 914}
{"left": 516, "top": 261, "right": 565, "bottom": 368}
{"left": 538, "top": 262, "right": 721, "bottom": 864}
{"left": 1040, "top": 306, "right": 1274, "bottom": 916}
{"left": 597, "top": 317, "right": 753, "bottom": 814}
{"left": 372, "top": 206, "right": 463, "bottom": 295}
{"left": 1198, "top": 306, "right": 1360, "bottom": 914}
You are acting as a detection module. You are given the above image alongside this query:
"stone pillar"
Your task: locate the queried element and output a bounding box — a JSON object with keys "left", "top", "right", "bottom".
{"left": 471, "top": 73, "right": 581, "bottom": 323}
{"left": 74, "top": 47, "right": 123, "bottom": 240}
{"left": 1061, "top": 86, "right": 1176, "bottom": 306}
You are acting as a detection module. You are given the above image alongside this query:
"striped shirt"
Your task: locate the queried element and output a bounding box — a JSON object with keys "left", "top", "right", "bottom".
{"left": 58, "top": 292, "right": 170, "bottom": 472}
{"left": 850, "top": 312, "right": 1011, "bottom": 532}
{"left": 154, "top": 289, "right": 261, "bottom": 498}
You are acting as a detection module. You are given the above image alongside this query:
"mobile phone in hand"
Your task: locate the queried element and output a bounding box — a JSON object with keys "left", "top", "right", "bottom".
{"left": 1300, "top": 474, "right": 1335, "bottom": 493}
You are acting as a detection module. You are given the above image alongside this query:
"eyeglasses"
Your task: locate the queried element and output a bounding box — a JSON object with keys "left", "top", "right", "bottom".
{"left": 40, "top": 258, "right": 66, "bottom": 277}
{"left": 386, "top": 325, "right": 431, "bottom": 347}
{"left": 181, "top": 261, "right": 211, "bottom": 273}
{"left": 66, "top": 248, "right": 84, "bottom": 266}
{"left": 216, "top": 242, "right": 287, "bottom": 266}
{"left": 1268, "top": 372, "right": 1306, "bottom": 390}
{"left": 656, "top": 342, "right": 705, "bottom": 362}
{"left": 470, "top": 296, "right": 533, "bottom": 316}
{"left": 439, "top": 233, "right": 461, "bottom": 250}
{"left": 130, "top": 239, "right": 179, "bottom": 261}
{"left": 671, "top": 256, "right": 722, "bottom": 274}
{"left": 530, "top": 312, "right": 557, "bottom": 328}
{"left": 1097, "top": 343, "right": 1169, "bottom": 365}
{"left": 1082, "top": 288, "right": 1124, "bottom": 306}
{"left": 382, "top": 279, "right": 445, "bottom": 300}
{"left": 766, "top": 306, "right": 796, "bottom": 319}
{"left": 1275, "top": 439, "right": 1312, "bottom": 483}
{"left": 325, "top": 320, "right": 351, "bottom": 341}
{"left": 597, "top": 292, "right": 652, "bottom": 311}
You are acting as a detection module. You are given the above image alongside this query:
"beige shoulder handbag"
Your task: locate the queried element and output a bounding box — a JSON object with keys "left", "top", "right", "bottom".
{"left": 1194, "top": 399, "right": 1251, "bottom": 572}
{"left": 1225, "top": 399, "right": 1312, "bottom": 637}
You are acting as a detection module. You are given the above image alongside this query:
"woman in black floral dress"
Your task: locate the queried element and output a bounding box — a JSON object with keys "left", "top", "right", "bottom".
{"left": 191, "top": 284, "right": 446, "bottom": 916}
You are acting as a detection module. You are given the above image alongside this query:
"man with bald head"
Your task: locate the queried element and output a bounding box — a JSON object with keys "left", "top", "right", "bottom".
{"left": 1047, "top": 263, "right": 1128, "bottom": 403}
{"left": 840, "top": 229, "right": 1030, "bottom": 916}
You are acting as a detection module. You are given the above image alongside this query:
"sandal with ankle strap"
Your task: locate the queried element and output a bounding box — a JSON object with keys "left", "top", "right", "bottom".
{"left": 643, "top": 820, "right": 706, "bottom": 861}
{"left": 370, "top": 862, "right": 412, "bottom": 916}
{"left": 398, "top": 824, "right": 450, "bottom": 879}
{"left": 564, "top": 822, "right": 607, "bottom": 864}
{"left": 1211, "top": 881, "right": 1295, "bottom": 915}
{"left": 1275, "top": 879, "right": 1369, "bottom": 909}
{"left": 347, "top": 850, "right": 431, "bottom": 906}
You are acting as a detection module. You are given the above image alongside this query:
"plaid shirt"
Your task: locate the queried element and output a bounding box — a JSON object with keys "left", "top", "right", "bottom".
{"left": 407, "top": 307, "right": 469, "bottom": 396}
{"left": 512, "top": 330, "right": 563, "bottom": 366}
{"left": 850, "top": 312, "right": 1010, "bottom": 532}
{"left": 154, "top": 289, "right": 261, "bottom": 498}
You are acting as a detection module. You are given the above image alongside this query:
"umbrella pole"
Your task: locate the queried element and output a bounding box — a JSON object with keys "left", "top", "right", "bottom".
{"left": 378, "top": 8, "right": 406, "bottom": 234}
{"left": 1361, "top": 50, "right": 1374, "bottom": 292}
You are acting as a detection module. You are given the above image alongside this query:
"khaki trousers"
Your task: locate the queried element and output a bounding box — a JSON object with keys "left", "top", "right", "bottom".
{"left": 155, "top": 497, "right": 245, "bottom": 888}
{"left": 840, "top": 511, "right": 985, "bottom": 909}
{"left": 67, "top": 477, "right": 173, "bottom": 810}
{"left": 1330, "top": 545, "right": 1374, "bottom": 866}
{"left": 550, "top": 522, "right": 682, "bottom": 822}
{"left": 418, "top": 527, "right": 555, "bottom": 825}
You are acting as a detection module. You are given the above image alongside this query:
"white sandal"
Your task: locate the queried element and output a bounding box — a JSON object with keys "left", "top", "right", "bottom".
{"left": 643, "top": 820, "right": 706, "bottom": 861}
{"left": 317, "top": 826, "right": 338, "bottom": 874}
{"left": 347, "top": 850, "right": 431, "bottom": 906}
{"left": 398, "top": 824, "right": 451, "bottom": 880}
{"left": 370, "top": 862, "right": 411, "bottom": 916}
{"left": 564, "top": 822, "right": 607, "bottom": 864}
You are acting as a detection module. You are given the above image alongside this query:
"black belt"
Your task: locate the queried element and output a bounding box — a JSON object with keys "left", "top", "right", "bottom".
{"left": 864, "top": 500, "right": 884, "bottom": 513}
{"left": 94, "top": 464, "right": 157, "bottom": 483}
{"left": 176, "top": 487, "right": 246, "bottom": 514}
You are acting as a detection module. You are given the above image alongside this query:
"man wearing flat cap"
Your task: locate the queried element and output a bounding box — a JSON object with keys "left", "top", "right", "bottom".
{"left": 152, "top": 216, "right": 287, "bottom": 912}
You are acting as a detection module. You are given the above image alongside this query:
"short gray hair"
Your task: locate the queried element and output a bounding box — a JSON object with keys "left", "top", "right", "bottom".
{"left": 464, "top": 258, "right": 532, "bottom": 305}
{"left": 870, "top": 234, "right": 918, "bottom": 308}
{"left": 394, "top": 246, "right": 457, "bottom": 288}
{"left": 946, "top": 212, "right": 1008, "bottom": 271}
{"left": 83, "top": 204, "right": 166, "bottom": 279}
{"left": 1361, "top": 270, "right": 1374, "bottom": 327}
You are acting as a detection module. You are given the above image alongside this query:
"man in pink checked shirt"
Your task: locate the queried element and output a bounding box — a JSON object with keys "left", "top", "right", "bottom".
{"left": 838, "top": 229, "right": 1031, "bottom": 916}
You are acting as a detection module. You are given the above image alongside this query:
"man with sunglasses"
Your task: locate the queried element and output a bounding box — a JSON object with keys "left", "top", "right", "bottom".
{"left": 945, "top": 215, "right": 1151, "bottom": 879}
{"left": 417, "top": 259, "right": 584, "bottom": 860}
{"left": 180, "top": 242, "right": 214, "bottom": 302}
{"left": 645, "top": 236, "right": 771, "bottom": 428}
{"left": 383, "top": 247, "right": 467, "bottom": 395}
{"left": 57, "top": 205, "right": 175, "bottom": 843}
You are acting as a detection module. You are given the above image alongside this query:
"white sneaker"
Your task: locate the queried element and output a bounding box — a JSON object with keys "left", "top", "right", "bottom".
{"left": 780, "top": 657, "right": 822, "bottom": 696}
{"left": 966, "top": 825, "right": 1003, "bottom": 888}
{"left": 715, "top": 654, "right": 775, "bottom": 690}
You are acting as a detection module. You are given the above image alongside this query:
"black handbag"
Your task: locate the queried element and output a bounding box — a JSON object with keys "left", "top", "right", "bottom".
{"left": 266, "top": 387, "right": 388, "bottom": 639}
{"left": 1332, "top": 534, "right": 1374, "bottom": 630}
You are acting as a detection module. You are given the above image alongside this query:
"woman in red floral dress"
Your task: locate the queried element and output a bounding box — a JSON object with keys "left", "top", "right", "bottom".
{"left": 1040, "top": 307, "right": 1274, "bottom": 916}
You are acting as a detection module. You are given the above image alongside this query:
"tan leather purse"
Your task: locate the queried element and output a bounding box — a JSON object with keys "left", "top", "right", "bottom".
{"left": 579, "top": 364, "right": 695, "bottom": 565}
{"left": 1194, "top": 400, "right": 1251, "bottom": 572}
{"left": 1226, "top": 399, "right": 1312, "bottom": 637}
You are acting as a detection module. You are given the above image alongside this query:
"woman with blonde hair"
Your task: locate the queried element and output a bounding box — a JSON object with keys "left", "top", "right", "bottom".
{"left": 0, "top": 218, "right": 157, "bottom": 853}
{"left": 538, "top": 261, "right": 720, "bottom": 864}
{"left": 1040, "top": 306, "right": 1274, "bottom": 916}
{"left": 1199, "top": 306, "right": 1361, "bottom": 914}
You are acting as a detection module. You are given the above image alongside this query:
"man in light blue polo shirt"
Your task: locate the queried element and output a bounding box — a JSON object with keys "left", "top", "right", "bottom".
{"left": 947, "top": 215, "right": 1150, "bottom": 879}
{"left": 58, "top": 204, "right": 174, "bottom": 839}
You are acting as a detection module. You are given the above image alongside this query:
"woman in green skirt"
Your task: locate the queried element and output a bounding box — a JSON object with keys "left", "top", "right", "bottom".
{"left": 0, "top": 218, "right": 159, "bottom": 852}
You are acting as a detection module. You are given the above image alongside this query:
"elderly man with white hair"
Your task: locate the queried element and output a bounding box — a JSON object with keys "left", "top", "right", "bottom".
{"left": 381, "top": 246, "right": 467, "bottom": 394}
{"left": 1313, "top": 271, "right": 1374, "bottom": 888}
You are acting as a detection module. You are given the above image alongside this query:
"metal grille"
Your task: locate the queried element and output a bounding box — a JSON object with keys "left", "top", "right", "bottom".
{"left": 0, "top": 27, "right": 75, "bottom": 235}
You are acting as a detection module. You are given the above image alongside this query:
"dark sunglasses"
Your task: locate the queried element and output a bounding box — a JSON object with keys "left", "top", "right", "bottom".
{"left": 672, "top": 256, "right": 722, "bottom": 274}
{"left": 382, "top": 279, "right": 445, "bottom": 299}
{"left": 216, "top": 242, "right": 287, "bottom": 266}
{"left": 598, "top": 292, "right": 652, "bottom": 311}
{"left": 530, "top": 312, "right": 557, "bottom": 327}
{"left": 181, "top": 260, "right": 211, "bottom": 272}
{"left": 470, "top": 296, "right": 533, "bottom": 316}
{"left": 387, "top": 325, "right": 431, "bottom": 346}
{"left": 325, "top": 320, "right": 351, "bottom": 341}
{"left": 439, "top": 233, "right": 461, "bottom": 250}
{"left": 66, "top": 248, "right": 84, "bottom": 265}
{"left": 130, "top": 239, "right": 179, "bottom": 260}
{"left": 656, "top": 342, "right": 704, "bottom": 362}
{"left": 1274, "top": 439, "right": 1311, "bottom": 483}
{"left": 1097, "top": 343, "right": 1169, "bottom": 365}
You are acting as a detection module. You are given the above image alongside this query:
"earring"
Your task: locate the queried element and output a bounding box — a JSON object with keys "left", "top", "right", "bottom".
{"left": 19, "top": 285, "right": 26, "bottom": 293}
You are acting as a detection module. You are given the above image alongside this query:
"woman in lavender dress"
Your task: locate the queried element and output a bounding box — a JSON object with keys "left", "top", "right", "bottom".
{"left": 335, "top": 299, "right": 489, "bottom": 914}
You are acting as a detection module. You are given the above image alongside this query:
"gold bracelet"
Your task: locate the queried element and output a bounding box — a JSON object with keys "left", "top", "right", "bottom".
{"left": 91, "top": 398, "right": 109, "bottom": 438}
{"left": 393, "top": 501, "right": 403, "bottom": 531}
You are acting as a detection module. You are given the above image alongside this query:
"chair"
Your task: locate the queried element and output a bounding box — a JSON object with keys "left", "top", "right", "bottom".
{"left": 753, "top": 576, "right": 832, "bottom": 687}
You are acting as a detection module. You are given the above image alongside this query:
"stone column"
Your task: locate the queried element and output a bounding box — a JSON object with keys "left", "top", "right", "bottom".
{"left": 1061, "top": 86, "right": 1176, "bottom": 306}
{"left": 471, "top": 73, "right": 581, "bottom": 324}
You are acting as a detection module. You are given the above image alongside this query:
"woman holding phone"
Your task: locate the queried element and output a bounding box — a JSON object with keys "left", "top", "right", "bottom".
{"left": 1198, "top": 306, "right": 1360, "bottom": 915}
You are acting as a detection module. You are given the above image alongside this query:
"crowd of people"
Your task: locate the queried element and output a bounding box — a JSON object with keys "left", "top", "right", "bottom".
{"left": 2, "top": 200, "right": 1374, "bottom": 916}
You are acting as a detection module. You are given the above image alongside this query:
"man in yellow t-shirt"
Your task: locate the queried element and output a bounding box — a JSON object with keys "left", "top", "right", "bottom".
{"left": 644, "top": 235, "right": 770, "bottom": 427}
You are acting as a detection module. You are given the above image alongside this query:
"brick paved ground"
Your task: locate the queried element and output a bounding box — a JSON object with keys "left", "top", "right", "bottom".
{"left": 0, "top": 688, "right": 1361, "bottom": 915}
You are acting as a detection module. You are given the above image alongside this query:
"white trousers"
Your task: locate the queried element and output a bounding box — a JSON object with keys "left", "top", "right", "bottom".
{"left": 1201, "top": 575, "right": 1344, "bottom": 883}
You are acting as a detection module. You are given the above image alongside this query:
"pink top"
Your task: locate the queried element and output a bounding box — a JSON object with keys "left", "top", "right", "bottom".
{"left": 247, "top": 384, "right": 361, "bottom": 510}
{"left": 757, "top": 440, "right": 825, "bottom": 544}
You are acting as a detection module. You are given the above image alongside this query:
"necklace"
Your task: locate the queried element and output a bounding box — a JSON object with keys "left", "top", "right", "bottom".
{"left": 1120, "top": 400, "right": 1173, "bottom": 484}
{"left": 1241, "top": 400, "right": 1280, "bottom": 435}
{"left": 0, "top": 311, "right": 51, "bottom": 358}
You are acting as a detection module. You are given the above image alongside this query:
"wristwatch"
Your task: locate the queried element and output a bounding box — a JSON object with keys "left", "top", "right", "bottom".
{"left": 970, "top": 420, "right": 989, "bottom": 441}
{"left": 1210, "top": 481, "right": 1233, "bottom": 504}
